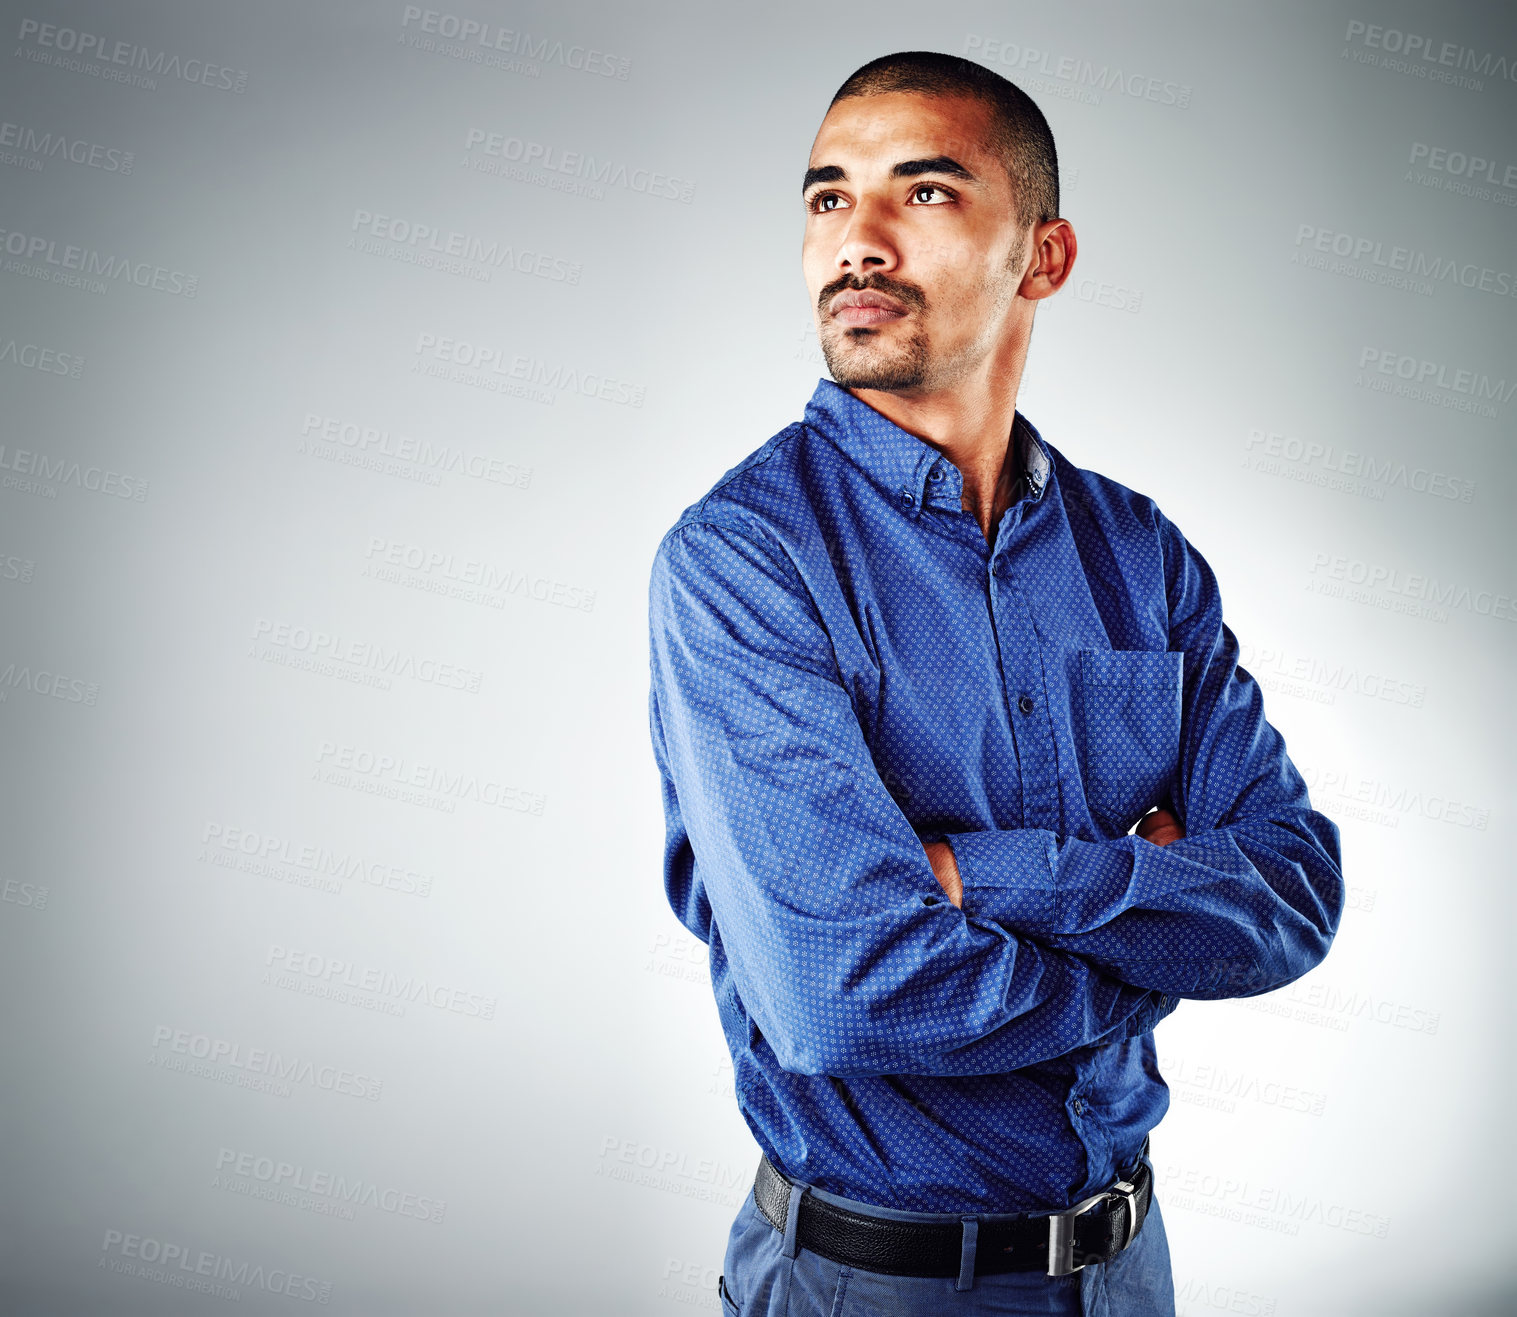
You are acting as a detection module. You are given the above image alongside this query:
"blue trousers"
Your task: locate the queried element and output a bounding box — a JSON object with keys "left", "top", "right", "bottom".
{"left": 718, "top": 1150, "right": 1174, "bottom": 1317}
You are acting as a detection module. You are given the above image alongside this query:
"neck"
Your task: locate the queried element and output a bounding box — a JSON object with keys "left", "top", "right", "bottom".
{"left": 846, "top": 338, "right": 1030, "bottom": 543}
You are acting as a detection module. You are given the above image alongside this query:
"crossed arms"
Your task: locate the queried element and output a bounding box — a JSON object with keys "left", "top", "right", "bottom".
{"left": 648, "top": 517, "right": 1344, "bottom": 1079}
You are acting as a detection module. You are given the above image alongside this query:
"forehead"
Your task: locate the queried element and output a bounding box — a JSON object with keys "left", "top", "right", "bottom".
{"left": 808, "top": 91, "right": 998, "bottom": 171}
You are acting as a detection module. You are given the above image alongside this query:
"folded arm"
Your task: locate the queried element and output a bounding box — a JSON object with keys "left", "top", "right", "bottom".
{"left": 942, "top": 513, "right": 1345, "bottom": 1000}
{"left": 648, "top": 519, "right": 1175, "bottom": 1079}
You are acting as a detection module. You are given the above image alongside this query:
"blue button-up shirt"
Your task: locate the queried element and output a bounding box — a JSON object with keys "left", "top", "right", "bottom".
{"left": 647, "top": 378, "right": 1343, "bottom": 1214}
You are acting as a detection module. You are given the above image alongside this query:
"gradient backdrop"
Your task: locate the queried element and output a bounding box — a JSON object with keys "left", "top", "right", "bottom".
{"left": 1, "top": 1, "right": 1512, "bottom": 1313}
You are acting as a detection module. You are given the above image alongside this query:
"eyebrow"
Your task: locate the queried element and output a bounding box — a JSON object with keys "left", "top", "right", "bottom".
{"left": 801, "top": 156, "right": 978, "bottom": 197}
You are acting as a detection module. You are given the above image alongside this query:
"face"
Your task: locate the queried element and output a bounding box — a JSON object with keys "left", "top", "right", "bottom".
{"left": 802, "top": 91, "right": 1032, "bottom": 395}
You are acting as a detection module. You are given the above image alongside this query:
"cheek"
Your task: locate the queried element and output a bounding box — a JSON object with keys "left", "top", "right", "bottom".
{"left": 930, "top": 258, "right": 1012, "bottom": 322}
{"left": 800, "top": 240, "right": 826, "bottom": 294}
{"left": 924, "top": 270, "right": 987, "bottom": 326}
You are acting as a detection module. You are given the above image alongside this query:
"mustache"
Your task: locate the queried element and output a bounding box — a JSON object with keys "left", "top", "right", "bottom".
{"left": 818, "top": 272, "right": 928, "bottom": 317}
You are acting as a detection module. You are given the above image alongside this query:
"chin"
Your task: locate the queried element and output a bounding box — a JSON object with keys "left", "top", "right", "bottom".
{"left": 831, "top": 371, "right": 926, "bottom": 392}
{"left": 822, "top": 336, "right": 930, "bottom": 393}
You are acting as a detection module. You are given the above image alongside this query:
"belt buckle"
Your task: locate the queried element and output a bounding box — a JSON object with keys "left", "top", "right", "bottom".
{"left": 1045, "top": 1178, "right": 1139, "bottom": 1277}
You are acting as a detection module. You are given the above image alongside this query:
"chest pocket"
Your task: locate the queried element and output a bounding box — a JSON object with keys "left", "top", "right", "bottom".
{"left": 1077, "top": 649, "right": 1183, "bottom": 835}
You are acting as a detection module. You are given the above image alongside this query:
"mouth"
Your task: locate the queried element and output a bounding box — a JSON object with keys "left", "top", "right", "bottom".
{"left": 829, "top": 289, "right": 909, "bottom": 327}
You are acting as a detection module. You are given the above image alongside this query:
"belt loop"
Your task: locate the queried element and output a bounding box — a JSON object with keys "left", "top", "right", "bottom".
{"left": 781, "top": 1178, "right": 807, "bottom": 1259}
{"left": 955, "top": 1216, "right": 979, "bottom": 1292}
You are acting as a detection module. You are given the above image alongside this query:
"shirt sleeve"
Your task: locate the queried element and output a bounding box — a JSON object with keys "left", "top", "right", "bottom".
{"left": 648, "top": 518, "right": 1175, "bottom": 1079}
{"left": 945, "top": 512, "right": 1345, "bottom": 1000}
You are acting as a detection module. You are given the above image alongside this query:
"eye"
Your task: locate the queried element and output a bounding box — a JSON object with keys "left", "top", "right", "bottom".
{"left": 910, "top": 183, "right": 953, "bottom": 205}
{"left": 808, "top": 191, "right": 848, "bottom": 213}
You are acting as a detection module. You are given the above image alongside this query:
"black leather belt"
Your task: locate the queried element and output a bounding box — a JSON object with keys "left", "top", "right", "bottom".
{"left": 751, "top": 1138, "right": 1152, "bottom": 1278}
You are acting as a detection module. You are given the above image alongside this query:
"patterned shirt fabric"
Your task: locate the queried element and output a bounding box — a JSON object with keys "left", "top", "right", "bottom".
{"left": 646, "top": 378, "right": 1344, "bottom": 1215}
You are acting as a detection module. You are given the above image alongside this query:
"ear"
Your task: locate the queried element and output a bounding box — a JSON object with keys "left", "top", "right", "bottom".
{"left": 1019, "top": 218, "right": 1077, "bottom": 300}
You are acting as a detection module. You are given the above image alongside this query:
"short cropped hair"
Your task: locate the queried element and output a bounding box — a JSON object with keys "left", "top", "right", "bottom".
{"left": 830, "top": 51, "right": 1060, "bottom": 229}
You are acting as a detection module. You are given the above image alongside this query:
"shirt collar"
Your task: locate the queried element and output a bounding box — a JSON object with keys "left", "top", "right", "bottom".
{"left": 802, "top": 377, "right": 1053, "bottom": 520}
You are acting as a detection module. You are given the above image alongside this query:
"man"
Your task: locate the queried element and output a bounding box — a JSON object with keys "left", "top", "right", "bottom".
{"left": 646, "top": 50, "right": 1343, "bottom": 1317}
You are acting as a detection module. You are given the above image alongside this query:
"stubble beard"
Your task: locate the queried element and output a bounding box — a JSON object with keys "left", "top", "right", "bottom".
{"left": 820, "top": 319, "right": 932, "bottom": 392}
{"left": 817, "top": 234, "right": 1027, "bottom": 395}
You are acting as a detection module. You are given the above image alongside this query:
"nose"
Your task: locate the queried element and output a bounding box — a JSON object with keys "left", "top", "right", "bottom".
{"left": 833, "top": 196, "right": 899, "bottom": 278}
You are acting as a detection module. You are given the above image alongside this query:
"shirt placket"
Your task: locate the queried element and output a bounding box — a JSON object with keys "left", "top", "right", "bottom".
{"left": 989, "top": 496, "right": 1107, "bottom": 1165}
{"left": 987, "top": 505, "right": 1063, "bottom": 832}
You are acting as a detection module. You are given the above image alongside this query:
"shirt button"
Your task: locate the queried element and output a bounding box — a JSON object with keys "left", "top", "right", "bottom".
{"left": 1072, "top": 1097, "right": 1086, "bottom": 1115}
{"left": 900, "top": 489, "right": 915, "bottom": 506}
{"left": 928, "top": 467, "right": 943, "bottom": 481}
{"left": 1017, "top": 695, "right": 1035, "bottom": 715}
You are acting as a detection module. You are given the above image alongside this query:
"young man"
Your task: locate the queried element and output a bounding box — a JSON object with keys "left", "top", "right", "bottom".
{"left": 646, "top": 51, "right": 1343, "bottom": 1317}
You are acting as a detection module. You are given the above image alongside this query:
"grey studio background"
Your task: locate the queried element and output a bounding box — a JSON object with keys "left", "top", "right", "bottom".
{"left": 0, "top": 0, "right": 1512, "bottom": 1313}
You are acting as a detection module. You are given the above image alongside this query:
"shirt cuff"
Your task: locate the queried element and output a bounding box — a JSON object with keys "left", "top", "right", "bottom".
{"left": 945, "top": 829, "right": 1058, "bottom": 936}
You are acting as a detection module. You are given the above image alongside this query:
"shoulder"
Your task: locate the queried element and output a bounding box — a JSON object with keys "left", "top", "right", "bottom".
{"left": 647, "top": 425, "right": 837, "bottom": 652}
{"left": 653, "top": 419, "right": 837, "bottom": 568}
{"left": 1045, "top": 441, "right": 1169, "bottom": 540}
{"left": 1041, "top": 439, "right": 1215, "bottom": 613}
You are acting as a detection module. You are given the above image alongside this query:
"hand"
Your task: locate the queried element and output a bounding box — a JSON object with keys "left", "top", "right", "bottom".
{"left": 923, "top": 840, "right": 963, "bottom": 908}
{"left": 1135, "top": 807, "right": 1185, "bottom": 847}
